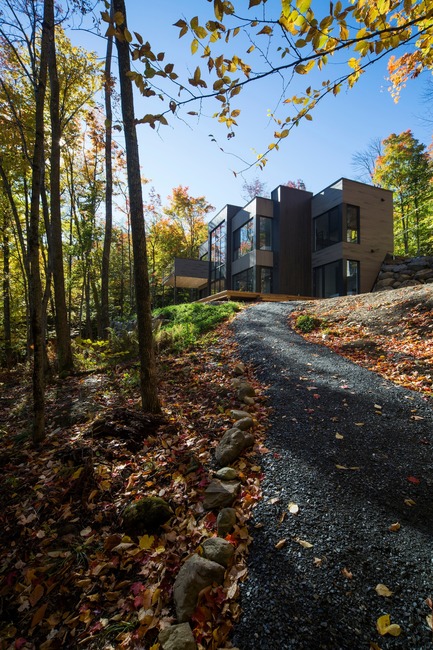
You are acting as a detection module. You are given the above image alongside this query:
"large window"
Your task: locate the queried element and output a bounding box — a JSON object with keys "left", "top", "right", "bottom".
{"left": 260, "top": 267, "right": 272, "bottom": 293}
{"left": 314, "top": 206, "right": 341, "bottom": 251}
{"left": 233, "top": 219, "right": 254, "bottom": 260}
{"left": 313, "top": 260, "right": 343, "bottom": 298}
{"left": 346, "top": 205, "right": 360, "bottom": 243}
{"left": 259, "top": 216, "right": 272, "bottom": 250}
{"left": 346, "top": 260, "right": 359, "bottom": 294}
{"left": 210, "top": 220, "right": 226, "bottom": 293}
{"left": 233, "top": 268, "right": 255, "bottom": 292}
{"left": 313, "top": 259, "right": 360, "bottom": 297}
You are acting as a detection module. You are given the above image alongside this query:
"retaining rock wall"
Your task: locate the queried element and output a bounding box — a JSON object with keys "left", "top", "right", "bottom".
{"left": 373, "top": 254, "right": 433, "bottom": 292}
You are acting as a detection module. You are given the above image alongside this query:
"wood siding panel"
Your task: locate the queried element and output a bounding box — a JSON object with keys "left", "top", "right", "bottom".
{"left": 276, "top": 186, "right": 313, "bottom": 295}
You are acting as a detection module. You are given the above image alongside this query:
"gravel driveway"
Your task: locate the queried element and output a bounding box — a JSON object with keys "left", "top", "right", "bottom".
{"left": 231, "top": 303, "right": 433, "bottom": 650}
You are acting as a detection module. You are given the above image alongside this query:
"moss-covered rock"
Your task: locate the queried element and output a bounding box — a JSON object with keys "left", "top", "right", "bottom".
{"left": 122, "top": 496, "right": 172, "bottom": 534}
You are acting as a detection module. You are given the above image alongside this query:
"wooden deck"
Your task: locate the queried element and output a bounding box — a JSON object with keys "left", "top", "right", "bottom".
{"left": 197, "top": 290, "right": 316, "bottom": 303}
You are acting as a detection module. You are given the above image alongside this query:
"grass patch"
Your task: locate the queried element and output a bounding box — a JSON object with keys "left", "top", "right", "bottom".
{"left": 153, "top": 301, "right": 241, "bottom": 352}
{"left": 295, "top": 313, "right": 323, "bottom": 333}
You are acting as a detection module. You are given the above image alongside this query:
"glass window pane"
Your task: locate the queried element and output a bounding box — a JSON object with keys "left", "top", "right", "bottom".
{"left": 259, "top": 217, "right": 272, "bottom": 250}
{"left": 234, "top": 219, "right": 254, "bottom": 260}
{"left": 346, "top": 259, "right": 359, "bottom": 295}
{"left": 346, "top": 205, "right": 359, "bottom": 243}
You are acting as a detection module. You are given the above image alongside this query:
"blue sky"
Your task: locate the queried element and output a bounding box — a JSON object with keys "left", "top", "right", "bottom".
{"left": 75, "top": 0, "right": 432, "bottom": 216}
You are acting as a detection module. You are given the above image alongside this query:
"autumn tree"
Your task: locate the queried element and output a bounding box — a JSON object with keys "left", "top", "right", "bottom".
{"left": 373, "top": 130, "right": 433, "bottom": 255}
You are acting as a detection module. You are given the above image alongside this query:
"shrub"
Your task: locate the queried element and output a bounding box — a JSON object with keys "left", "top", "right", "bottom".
{"left": 295, "top": 313, "right": 321, "bottom": 333}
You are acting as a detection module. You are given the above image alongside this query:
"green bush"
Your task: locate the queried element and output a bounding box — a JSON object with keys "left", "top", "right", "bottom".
{"left": 153, "top": 302, "right": 240, "bottom": 352}
{"left": 295, "top": 313, "right": 322, "bottom": 333}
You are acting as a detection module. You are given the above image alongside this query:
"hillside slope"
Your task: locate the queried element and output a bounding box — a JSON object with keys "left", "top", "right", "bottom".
{"left": 290, "top": 285, "right": 433, "bottom": 397}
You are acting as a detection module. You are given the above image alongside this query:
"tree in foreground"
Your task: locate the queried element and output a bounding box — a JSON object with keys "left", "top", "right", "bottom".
{"left": 112, "top": 0, "right": 160, "bottom": 413}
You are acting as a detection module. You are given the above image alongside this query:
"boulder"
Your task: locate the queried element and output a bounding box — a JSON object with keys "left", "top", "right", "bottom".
{"left": 235, "top": 416, "right": 254, "bottom": 430}
{"left": 215, "top": 428, "right": 254, "bottom": 466}
{"left": 215, "top": 467, "right": 238, "bottom": 480}
{"left": 236, "top": 381, "right": 256, "bottom": 400}
{"left": 203, "top": 478, "right": 241, "bottom": 510}
{"left": 217, "top": 507, "right": 237, "bottom": 537}
{"left": 233, "top": 362, "right": 246, "bottom": 375}
{"left": 159, "top": 623, "right": 197, "bottom": 650}
{"left": 200, "top": 537, "right": 235, "bottom": 568}
{"left": 173, "top": 555, "right": 225, "bottom": 622}
{"left": 122, "top": 496, "right": 172, "bottom": 534}
{"left": 230, "top": 409, "right": 251, "bottom": 420}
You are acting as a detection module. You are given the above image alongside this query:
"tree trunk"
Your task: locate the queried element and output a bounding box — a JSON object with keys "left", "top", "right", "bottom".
{"left": 99, "top": 7, "right": 114, "bottom": 340}
{"left": 2, "top": 211, "right": 12, "bottom": 367}
{"left": 113, "top": 0, "right": 160, "bottom": 413}
{"left": 47, "top": 0, "right": 74, "bottom": 374}
{"left": 28, "top": 0, "right": 51, "bottom": 444}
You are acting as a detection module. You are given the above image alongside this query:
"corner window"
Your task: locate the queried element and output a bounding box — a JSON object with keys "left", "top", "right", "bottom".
{"left": 259, "top": 216, "right": 272, "bottom": 250}
{"left": 314, "top": 206, "right": 341, "bottom": 251}
{"left": 233, "top": 219, "right": 254, "bottom": 260}
{"left": 313, "top": 260, "right": 343, "bottom": 298}
{"left": 346, "top": 205, "right": 360, "bottom": 244}
{"left": 233, "top": 268, "right": 255, "bottom": 292}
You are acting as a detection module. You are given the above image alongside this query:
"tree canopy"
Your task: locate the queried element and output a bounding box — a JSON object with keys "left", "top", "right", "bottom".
{"left": 105, "top": 0, "right": 433, "bottom": 169}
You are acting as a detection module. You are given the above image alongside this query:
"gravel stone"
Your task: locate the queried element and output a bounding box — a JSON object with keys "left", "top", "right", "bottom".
{"left": 231, "top": 303, "right": 433, "bottom": 650}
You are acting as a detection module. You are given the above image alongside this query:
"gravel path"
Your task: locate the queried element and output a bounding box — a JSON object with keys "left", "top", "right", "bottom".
{"left": 231, "top": 303, "right": 433, "bottom": 650}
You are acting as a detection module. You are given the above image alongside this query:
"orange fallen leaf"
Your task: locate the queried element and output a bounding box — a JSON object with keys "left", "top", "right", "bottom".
{"left": 275, "top": 538, "right": 287, "bottom": 549}
{"left": 389, "top": 522, "right": 400, "bottom": 532}
{"left": 341, "top": 567, "right": 353, "bottom": 579}
{"left": 29, "top": 584, "right": 44, "bottom": 607}
{"left": 30, "top": 603, "right": 48, "bottom": 629}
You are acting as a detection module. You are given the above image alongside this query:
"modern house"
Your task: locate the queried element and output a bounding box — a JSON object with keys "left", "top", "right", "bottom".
{"left": 163, "top": 178, "right": 393, "bottom": 299}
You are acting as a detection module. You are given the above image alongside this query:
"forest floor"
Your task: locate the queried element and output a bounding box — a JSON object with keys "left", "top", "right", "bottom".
{"left": 1, "top": 284, "right": 433, "bottom": 649}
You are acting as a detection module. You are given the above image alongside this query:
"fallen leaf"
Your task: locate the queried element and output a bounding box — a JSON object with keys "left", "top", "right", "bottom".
{"left": 313, "top": 557, "right": 323, "bottom": 566}
{"left": 354, "top": 422, "right": 365, "bottom": 426}
{"left": 341, "top": 567, "right": 353, "bottom": 579}
{"left": 369, "top": 643, "right": 382, "bottom": 650}
{"left": 278, "top": 511, "right": 287, "bottom": 524}
{"left": 389, "top": 522, "right": 400, "bottom": 532}
{"left": 335, "top": 465, "right": 360, "bottom": 470}
{"left": 268, "top": 497, "right": 280, "bottom": 505}
{"left": 407, "top": 476, "right": 420, "bottom": 484}
{"left": 335, "top": 433, "right": 344, "bottom": 440}
{"left": 426, "top": 614, "right": 433, "bottom": 631}
{"left": 138, "top": 535, "right": 155, "bottom": 550}
{"left": 374, "top": 404, "right": 382, "bottom": 410}
{"left": 404, "top": 498, "right": 416, "bottom": 506}
{"left": 29, "top": 584, "right": 44, "bottom": 607}
{"left": 375, "top": 583, "right": 393, "bottom": 597}
{"left": 30, "top": 603, "right": 48, "bottom": 629}
{"left": 275, "top": 538, "right": 287, "bottom": 549}
{"left": 376, "top": 614, "right": 401, "bottom": 636}
{"left": 288, "top": 502, "right": 299, "bottom": 515}
{"left": 294, "top": 537, "right": 313, "bottom": 549}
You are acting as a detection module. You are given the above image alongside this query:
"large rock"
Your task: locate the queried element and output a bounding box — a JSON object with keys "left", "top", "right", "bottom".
{"left": 215, "top": 427, "right": 254, "bottom": 466}
{"left": 215, "top": 467, "right": 238, "bottom": 480}
{"left": 122, "top": 496, "right": 172, "bottom": 534}
{"left": 201, "top": 537, "right": 235, "bottom": 567}
{"left": 217, "top": 508, "right": 237, "bottom": 537}
{"left": 230, "top": 409, "right": 251, "bottom": 420}
{"left": 235, "top": 416, "right": 254, "bottom": 430}
{"left": 159, "top": 623, "right": 197, "bottom": 650}
{"left": 236, "top": 381, "right": 256, "bottom": 400}
{"left": 173, "top": 555, "right": 225, "bottom": 622}
{"left": 203, "top": 478, "right": 241, "bottom": 510}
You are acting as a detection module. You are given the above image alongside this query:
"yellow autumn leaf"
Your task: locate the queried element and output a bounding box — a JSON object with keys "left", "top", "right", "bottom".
{"left": 139, "top": 535, "right": 155, "bottom": 550}
{"left": 335, "top": 433, "right": 344, "bottom": 439}
{"left": 72, "top": 467, "right": 83, "bottom": 479}
{"left": 369, "top": 643, "right": 382, "bottom": 650}
{"left": 404, "top": 498, "right": 416, "bottom": 506}
{"left": 426, "top": 613, "right": 433, "bottom": 630}
{"left": 375, "top": 583, "right": 393, "bottom": 597}
{"left": 376, "top": 614, "right": 401, "bottom": 636}
{"left": 288, "top": 501, "right": 299, "bottom": 515}
{"left": 389, "top": 522, "right": 400, "bottom": 532}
